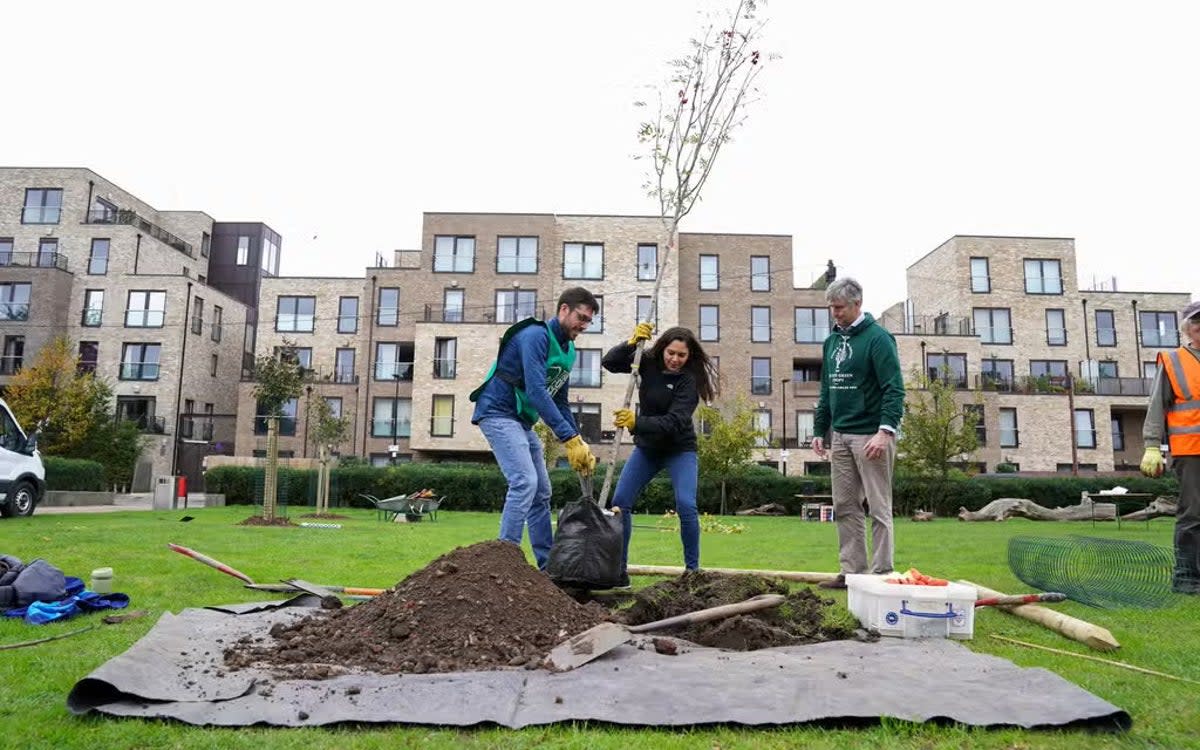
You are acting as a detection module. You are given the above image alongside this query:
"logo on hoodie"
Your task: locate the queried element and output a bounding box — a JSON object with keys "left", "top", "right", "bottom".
{"left": 833, "top": 334, "right": 853, "bottom": 372}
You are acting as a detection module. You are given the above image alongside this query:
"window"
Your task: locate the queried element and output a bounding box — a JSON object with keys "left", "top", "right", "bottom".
{"left": 496, "top": 290, "right": 536, "bottom": 323}
{"left": 751, "top": 306, "right": 771, "bottom": 342}
{"left": 699, "top": 305, "right": 719, "bottom": 341}
{"left": 338, "top": 297, "right": 359, "bottom": 333}
{"left": 125, "top": 291, "right": 166, "bottom": 327}
{"left": 699, "top": 255, "right": 719, "bottom": 290}
{"left": 212, "top": 306, "right": 223, "bottom": 342}
{"left": 570, "top": 349, "right": 602, "bottom": 388}
{"left": 116, "top": 396, "right": 158, "bottom": 433}
{"left": 1074, "top": 409, "right": 1096, "bottom": 448}
{"left": 1108, "top": 415, "right": 1126, "bottom": 451}
{"left": 77, "top": 341, "right": 98, "bottom": 375}
{"left": 794, "top": 308, "right": 830, "bottom": 343}
{"left": 980, "top": 358, "right": 1014, "bottom": 389}
{"left": 374, "top": 343, "right": 413, "bottom": 381}
{"left": 793, "top": 361, "right": 822, "bottom": 383}
{"left": 570, "top": 403, "right": 603, "bottom": 443}
{"left": 335, "top": 348, "right": 356, "bottom": 383}
{"left": 261, "top": 235, "right": 279, "bottom": 275}
{"left": 999, "top": 408, "right": 1019, "bottom": 447}
{"left": 796, "top": 411, "right": 815, "bottom": 445}
{"left": 1030, "top": 360, "right": 1068, "bottom": 379}
{"left": 637, "top": 244, "right": 657, "bottom": 281}
{"left": 497, "top": 236, "right": 538, "bottom": 274}
{"left": 254, "top": 398, "right": 298, "bottom": 436}
{"left": 585, "top": 296, "right": 604, "bottom": 334}
{"left": 0, "top": 283, "right": 31, "bottom": 321}
{"left": 38, "top": 238, "right": 58, "bottom": 267}
{"left": 1097, "top": 360, "right": 1118, "bottom": 379}
{"left": 372, "top": 397, "right": 412, "bottom": 438}
{"left": 754, "top": 410, "right": 771, "bottom": 447}
{"left": 1093, "top": 309, "right": 1116, "bottom": 346}
{"left": 211, "top": 353, "right": 218, "bottom": 377}
{"left": 442, "top": 289, "right": 464, "bottom": 322}
{"left": 90, "top": 197, "right": 117, "bottom": 224}
{"left": 236, "top": 236, "right": 251, "bottom": 265}
{"left": 324, "top": 397, "right": 343, "bottom": 420}
{"left": 563, "top": 242, "right": 603, "bottom": 279}
{"left": 182, "top": 399, "right": 196, "bottom": 438}
{"left": 1143, "top": 361, "right": 1158, "bottom": 379}
{"left": 969, "top": 257, "right": 990, "bottom": 293}
{"left": 120, "top": 343, "right": 161, "bottom": 380}
{"left": 434, "top": 235, "right": 475, "bottom": 273}
{"left": 201, "top": 232, "right": 211, "bottom": 258}
{"left": 431, "top": 395, "right": 455, "bottom": 436}
{"left": 636, "top": 296, "right": 657, "bottom": 328}
{"left": 0, "top": 238, "right": 11, "bottom": 265}
{"left": 1024, "top": 259, "right": 1062, "bottom": 294}
{"left": 434, "top": 337, "right": 457, "bottom": 379}
{"left": 276, "top": 296, "right": 315, "bottom": 332}
{"left": 973, "top": 308, "right": 1012, "bottom": 344}
{"left": 1045, "top": 309, "right": 1066, "bottom": 346}
{"left": 926, "top": 353, "right": 967, "bottom": 388}
{"left": 1139, "top": 311, "right": 1179, "bottom": 347}
{"left": 964, "top": 404, "right": 986, "bottom": 446}
{"left": 751, "top": 256, "right": 770, "bottom": 291}
{"left": 22, "top": 188, "right": 62, "bottom": 224}
{"left": 191, "top": 296, "right": 204, "bottom": 335}
{"left": 89, "top": 239, "right": 110, "bottom": 274}
{"left": 751, "top": 357, "right": 772, "bottom": 395}
{"left": 377, "top": 288, "right": 399, "bottom": 326}
{"left": 1, "top": 336, "right": 24, "bottom": 375}
{"left": 291, "top": 347, "right": 313, "bottom": 372}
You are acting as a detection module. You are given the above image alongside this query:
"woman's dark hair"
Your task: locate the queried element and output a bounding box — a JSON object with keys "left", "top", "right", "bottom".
{"left": 649, "top": 326, "right": 717, "bottom": 401}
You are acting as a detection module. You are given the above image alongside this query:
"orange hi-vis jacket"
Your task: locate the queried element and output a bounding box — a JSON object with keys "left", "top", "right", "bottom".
{"left": 1160, "top": 347, "right": 1200, "bottom": 456}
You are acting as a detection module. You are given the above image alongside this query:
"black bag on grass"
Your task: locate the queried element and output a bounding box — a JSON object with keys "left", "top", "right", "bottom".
{"left": 546, "top": 498, "right": 623, "bottom": 590}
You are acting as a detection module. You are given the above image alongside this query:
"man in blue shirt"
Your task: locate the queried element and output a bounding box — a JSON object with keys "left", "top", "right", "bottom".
{"left": 470, "top": 287, "right": 599, "bottom": 569}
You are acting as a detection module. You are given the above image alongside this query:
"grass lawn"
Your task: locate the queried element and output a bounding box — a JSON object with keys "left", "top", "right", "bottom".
{"left": 1, "top": 505, "right": 1197, "bottom": 750}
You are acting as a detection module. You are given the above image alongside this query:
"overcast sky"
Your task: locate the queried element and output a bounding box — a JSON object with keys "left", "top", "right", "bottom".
{"left": 6, "top": 0, "right": 1196, "bottom": 310}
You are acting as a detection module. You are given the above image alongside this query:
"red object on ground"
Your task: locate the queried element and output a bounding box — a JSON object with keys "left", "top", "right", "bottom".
{"left": 175, "top": 475, "right": 188, "bottom": 500}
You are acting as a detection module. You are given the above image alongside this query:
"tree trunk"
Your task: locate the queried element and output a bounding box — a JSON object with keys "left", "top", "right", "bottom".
{"left": 719, "top": 479, "right": 727, "bottom": 516}
{"left": 263, "top": 417, "right": 278, "bottom": 522}
{"left": 316, "top": 444, "right": 329, "bottom": 514}
{"left": 958, "top": 497, "right": 1116, "bottom": 522}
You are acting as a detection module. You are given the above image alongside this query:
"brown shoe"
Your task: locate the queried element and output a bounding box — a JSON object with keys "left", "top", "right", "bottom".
{"left": 818, "top": 574, "right": 847, "bottom": 589}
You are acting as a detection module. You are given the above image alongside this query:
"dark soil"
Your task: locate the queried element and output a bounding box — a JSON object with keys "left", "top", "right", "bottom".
{"left": 237, "top": 516, "right": 295, "bottom": 527}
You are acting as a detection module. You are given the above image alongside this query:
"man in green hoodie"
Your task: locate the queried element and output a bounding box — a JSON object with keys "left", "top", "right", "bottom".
{"left": 812, "top": 277, "right": 905, "bottom": 589}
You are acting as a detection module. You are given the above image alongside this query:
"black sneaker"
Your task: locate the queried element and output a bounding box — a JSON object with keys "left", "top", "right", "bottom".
{"left": 817, "top": 573, "right": 847, "bottom": 589}
{"left": 613, "top": 573, "right": 631, "bottom": 590}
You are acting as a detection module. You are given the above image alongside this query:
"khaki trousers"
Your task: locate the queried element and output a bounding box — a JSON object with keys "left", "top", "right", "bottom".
{"left": 830, "top": 430, "right": 895, "bottom": 575}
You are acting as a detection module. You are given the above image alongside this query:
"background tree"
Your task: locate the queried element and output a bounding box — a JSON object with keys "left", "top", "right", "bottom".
{"left": 696, "top": 396, "right": 768, "bottom": 514}
{"left": 252, "top": 342, "right": 304, "bottom": 522}
{"left": 308, "top": 394, "right": 349, "bottom": 515}
{"left": 5, "top": 336, "right": 111, "bottom": 456}
{"left": 897, "top": 367, "right": 981, "bottom": 511}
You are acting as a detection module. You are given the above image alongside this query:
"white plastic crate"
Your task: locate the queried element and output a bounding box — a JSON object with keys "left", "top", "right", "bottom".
{"left": 846, "top": 574, "right": 976, "bottom": 640}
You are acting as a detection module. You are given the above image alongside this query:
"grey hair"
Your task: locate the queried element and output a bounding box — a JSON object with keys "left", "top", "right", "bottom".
{"left": 825, "top": 277, "right": 863, "bottom": 305}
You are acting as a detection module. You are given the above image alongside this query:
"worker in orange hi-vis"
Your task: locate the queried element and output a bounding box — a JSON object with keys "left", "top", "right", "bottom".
{"left": 1142, "top": 299, "right": 1200, "bottom": 595}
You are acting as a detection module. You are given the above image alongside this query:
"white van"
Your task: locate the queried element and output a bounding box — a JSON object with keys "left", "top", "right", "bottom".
{"left": 0, "top": 399, "right": 45, "bottom": 517}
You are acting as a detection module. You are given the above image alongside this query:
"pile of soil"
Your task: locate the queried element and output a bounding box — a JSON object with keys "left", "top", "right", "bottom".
{"left": 618, "top": 570, "right": 863, "bottom": 650}
{"left": 225, "top": 540, "right": 609, "bottom": 675}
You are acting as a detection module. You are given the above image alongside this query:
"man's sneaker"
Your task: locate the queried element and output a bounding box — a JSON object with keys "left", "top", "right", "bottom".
{"left": 818, "top": 573, "right": 847, "bottom": 589}
{"left": 613, "top": 572, "right": 632, "bottom": 590}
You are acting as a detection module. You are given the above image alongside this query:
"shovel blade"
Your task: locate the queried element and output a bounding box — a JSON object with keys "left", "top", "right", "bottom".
{"left": 543, "top": 622, "right": 631, "bottom": 672}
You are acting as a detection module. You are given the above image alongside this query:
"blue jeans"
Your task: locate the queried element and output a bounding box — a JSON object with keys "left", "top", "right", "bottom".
{"left": 612, "top": 448, "right": 700, "bottom": 570}
{"left": 479, "top": 417, "right": 553, "bottom": 568}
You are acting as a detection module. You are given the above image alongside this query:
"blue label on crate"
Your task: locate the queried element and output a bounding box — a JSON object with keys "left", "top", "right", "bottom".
{"left": 885, "top": 611, "right": 899, "bottom": 625}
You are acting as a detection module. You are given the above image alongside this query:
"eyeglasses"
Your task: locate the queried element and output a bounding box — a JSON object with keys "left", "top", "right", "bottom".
{"left": 570, "top": 307, "right": 594, "bottom": 325}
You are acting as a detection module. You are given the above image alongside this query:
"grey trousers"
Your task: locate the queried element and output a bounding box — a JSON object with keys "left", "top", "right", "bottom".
{"left": 830, "top": 431, "right": 895, "bottom": 575}
{"left": 1173, "top": 455, "right": 1200, "bottom": 593}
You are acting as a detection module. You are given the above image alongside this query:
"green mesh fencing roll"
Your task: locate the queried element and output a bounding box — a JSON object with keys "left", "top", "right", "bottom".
{"left": 1007, "top": 535, "right": 1174, "bottom": 609}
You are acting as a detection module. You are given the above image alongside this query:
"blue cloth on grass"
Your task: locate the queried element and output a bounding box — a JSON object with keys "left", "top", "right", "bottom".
{"left": 3, "top": 590, "right": 129, "bottom": 624}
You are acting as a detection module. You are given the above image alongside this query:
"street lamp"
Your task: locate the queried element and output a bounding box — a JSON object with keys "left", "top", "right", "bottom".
{"left": 780, "top": 377, "right": 790, "bottom": 476}
{"left": 391, "top": 370, "right": 402, "bottom": 465}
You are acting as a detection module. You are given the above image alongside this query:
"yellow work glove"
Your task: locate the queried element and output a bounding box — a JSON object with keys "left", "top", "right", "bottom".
{"left": 1140, "top": 446, "right": 1165, "bottom": 477}
{"left": 563, "top": 435, "right": 596, "bottom": 475}
{"left": 613, "top": 408, "right": 636, "bottom": 431}
{"left": 628, "top": 322, "right": 654, "bottom": 346}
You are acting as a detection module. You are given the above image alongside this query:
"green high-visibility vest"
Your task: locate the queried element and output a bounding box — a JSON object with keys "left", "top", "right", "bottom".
{"left": 469, "top": 318, "right": 576, "bottom": 424}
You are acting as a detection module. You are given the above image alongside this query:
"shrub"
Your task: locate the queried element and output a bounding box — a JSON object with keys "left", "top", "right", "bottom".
{"left": 42, "top": 456, "right": 106, "bottom": 492}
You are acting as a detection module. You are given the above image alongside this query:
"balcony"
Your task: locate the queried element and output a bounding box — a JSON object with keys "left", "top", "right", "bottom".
{"left": 119, "top": 414, "right": 166, "bottom": 434}
{"left": 789, "top": 379, "right": 820, "bottom": 396}
{"left": 422, "top": 303, "right": 549, "bottom": 324}
{"left": 85, "top": 208, "right": 194, "bottom": 258}
{"left": 1094, "top": 377, "right": 1152, "bottom": 397}
{"left": 0, "top": 251, "right": 68, "bottom": 272}
{"left": 904, "top": 314, "right": 974, "bottom": 336}
{"left": 374, "top": 361, "right": 414, "bottom": 382}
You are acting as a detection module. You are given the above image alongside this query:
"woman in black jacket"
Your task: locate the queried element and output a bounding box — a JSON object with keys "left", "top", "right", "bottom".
{"left": 603, "top": 324, "right": 717, "bottom": 582}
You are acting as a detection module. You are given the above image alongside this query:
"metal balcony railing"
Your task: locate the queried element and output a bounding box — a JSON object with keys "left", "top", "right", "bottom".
{"left": 119, "top": 362, "right": 161, "bottom": 380}
{"left": 0, "top": 251, "right": 68, "bottom": 271}
{"left": 119, "top": 414, "right": 166, "bottom": 434}
{"left": 370, "top": 418, "right": 412, "bottom": 439}
{"left": 1094, "top": 377, "right": 1152, "bottom": 397}
{"left": 374, "top": 361, "right": 414, "bottom": 382}
{"left": 85, "top": 208, "right": 194, "bottom": 257}
{"left": 22, "top": 206, "right": 61, "bottom": 224}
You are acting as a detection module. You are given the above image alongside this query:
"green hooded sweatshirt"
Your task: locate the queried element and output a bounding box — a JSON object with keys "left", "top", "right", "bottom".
{"left": 813, "top": 312, "right": 905, "bottom": 437}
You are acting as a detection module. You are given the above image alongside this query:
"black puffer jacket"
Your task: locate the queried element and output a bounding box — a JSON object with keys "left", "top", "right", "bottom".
{"left": 602, "top": 342, "right": 699, "bottom": 455}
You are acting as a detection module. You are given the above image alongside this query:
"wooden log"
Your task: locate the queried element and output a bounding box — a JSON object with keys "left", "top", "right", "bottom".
{"left": 627, "top": 564, "right": 837, "bottom": 584}
{"left": 958, "top": 497, "right": 1116, "bottom": 522}
{"left": 1122, "top": 496, "right": 1178, "bottom": 521}
{"left": 734, "top": 503, "right": 787, "bottom": 516}
{"left": 958, "top": 579, "right": 1120, "bottom": 652}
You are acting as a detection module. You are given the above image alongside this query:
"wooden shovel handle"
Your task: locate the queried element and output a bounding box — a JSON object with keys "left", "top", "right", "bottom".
{"left": 627, "top": 594, "right": 786, "bottom": 633}
{"left": 975, "top": 592, "right": 1068, "bottom": 607}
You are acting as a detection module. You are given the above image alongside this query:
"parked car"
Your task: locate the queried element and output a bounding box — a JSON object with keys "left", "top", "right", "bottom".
{"left": 0, "top": 399, "right": 45, "bottom": 517}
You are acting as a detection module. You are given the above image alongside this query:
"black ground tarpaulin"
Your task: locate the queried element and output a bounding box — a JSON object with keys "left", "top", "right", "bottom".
{"left": 67, "top": 603, "right": 1130, "bottom": 730}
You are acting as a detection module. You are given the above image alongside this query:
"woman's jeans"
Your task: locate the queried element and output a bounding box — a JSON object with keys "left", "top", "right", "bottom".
{"left": 479, "top": 417, "right": 553, "bottom": 569}
{"left": 612, "top": 447, "right": 700, "bottom": 570}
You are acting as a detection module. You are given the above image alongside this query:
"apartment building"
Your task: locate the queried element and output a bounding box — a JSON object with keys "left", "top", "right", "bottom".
{"left": 0, "top": 167, "right": 275, "bottom": 489}
{"left": 236, "top": 212, "right": 826, "bottom": 470}
{"left": 882, "top": 235, "right": 1192, "bottom": 473}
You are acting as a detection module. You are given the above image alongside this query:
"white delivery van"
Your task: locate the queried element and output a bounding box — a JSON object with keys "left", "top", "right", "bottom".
{"left": 0, "top": 398, "right": 45, "bottom": 517}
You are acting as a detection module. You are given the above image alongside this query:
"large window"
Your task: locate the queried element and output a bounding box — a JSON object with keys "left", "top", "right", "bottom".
{"left": 1139, "top": 311, "right": 1179, "bottom": 347}
{"left": 1030, "top": 360, "right": 1068, "bottom": 379}
{"left": 276, "top": 296, "right": 315, "bottom": 332}
{"left": 191, "top": 296, "right": 205, "bottom": 335}
{"left": 0, "top": 239, "right": 11, "bottom": 265}
{"left": 969, "top": 257, "right": 990, "bottom": 293}
{"left": 0, "top": 283, "right": 31, "bottom": 321}
{"left": 431, "top": 395, "right": 455, "bottom": 437}
{"left": 496, "top": 290, "right": 537, "bottom": 323}
{"left": 377, "top": 288, "right": 399, "bottom": 326}
{"left": 212, "top": 305, "right": 223, "bottom": 342}
{"left": 77, "top": 341, "right": 98, "bottom": 375}
{"left": 236, "top": 236, "right": 251, "bottom": 265}
{"left": 375, "top": 343, "right": 413, "bottom": 381}
{"left": 999, "top": 408, "right": 1019, "bottom": 447}
{"left": 116, "top": 396, "right": 158, "bottom": 432}
{"left": 255, "top": 398, "right": 298, "bottom": 436}
{"left": 82, "top": 290, "right": 104, "bottom": 327}
{"left": 926, "top": 353, "right": 967, "bottom": 388}
{"left": 372, "top": 397, "right": 411, "bottom": 438}
{"left": 795, "top": 307, "right": 830, "bottom": 343}
{"left": 1045, "top": 309, "right": 1067, "bottom": 346}
{"left": 1112, "top": 416, "right": 1125, "bottom": 451}
{"left": 434, "top": 235, "right": 475, "bottom": 273}
{"left": 637, "top": 243, "right": 657, "bottom": 281}
{"left": 1097, "top": 360, "right": 1118, "bottom": 379}
{"left": 796, "top": 411, "right": 815, "bottom": 445}
{"left": 964, "top": 404, "right": 986, "bottom": 446}
{"left": 125, "top": 291, "right": 166, "bottom": 327}
{"left": 563, "top": 242, "right": 603, "bottom": 279}
{"left": 1095, "top": 309, "right": 1116, "bottom": 346}
{"left": 261, "top": 235, "right": 280, "bottom": 275}
{"left": 570, "top": 349, "right": 602, "bottom": 388}
{"left": 89, "top": 239, "right": 110, "bottom": 274}
{"left": 980, "top": 358, "right": 1014, "bottom": 389}
{"left": 1024, "top": 259, "right": 1062, "bottom": 294}
{"left": 570, "top": 403, "right": 603, "bottom": 444}
{"left": 636, "top": 296, "right": 657, "bottom": 328}
{"left": 750, "top": 256, "right": 770, "bottom": 291}
{"left": 338, "top": 297, "right": 359, "bottom": 333}
{"left": 754, "top": 410, "right": 771, "bottom": 447}
{"left": 497, "top": 236, "right": 538, "bottom": 273}
{"left": 1, "top": 336, "right": 24, "bottom": 375}
{"left": 751, "top": 306, "right": 771, "bottom": 342}
{"left": 433, "top": 337, "right": 457, "bottom": 379}
{"left": 973, "top": 307, "right": 1012, "bottom": 344}
{"left": 120, "top": 343, "right": 161, "bottom": 380}
{"left": 751, "top": 357, "right": 772, "bottom": 395}
{"left": 699, "top": 305, "right": 719, "bottom": 341}
{"left": 1074, "top": 409, "right": 1096, "bottom": 448}
{"left": 38, "top": 238, "right": 58, "bottom": 267}
{"left": 22, "top": 188, "right": 62, "bottom": 224}
{"left": 699, "top": 254, "right": 719, "bottom": 290}
{"left": 443, "top": 289, "right": 464, "bottom": 322}
{"left": 335, "top": 348, "right": 356, "bottom": 383}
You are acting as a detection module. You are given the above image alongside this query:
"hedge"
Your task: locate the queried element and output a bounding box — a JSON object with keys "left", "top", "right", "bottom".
{"left": 42, "top": 456, "right": 106, "bottom": 492}
{"left": 202, "top": 463, "right": 1180, "bottom": 519}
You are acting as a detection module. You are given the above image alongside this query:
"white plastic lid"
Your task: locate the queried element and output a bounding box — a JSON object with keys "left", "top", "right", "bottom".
{"left": 91, "top": 567, "right": 113, "bottom": 579}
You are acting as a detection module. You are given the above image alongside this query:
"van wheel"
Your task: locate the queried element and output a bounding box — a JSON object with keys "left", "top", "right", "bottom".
{"left": 9, "top": 481, "right": 36, "bottom": 517}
